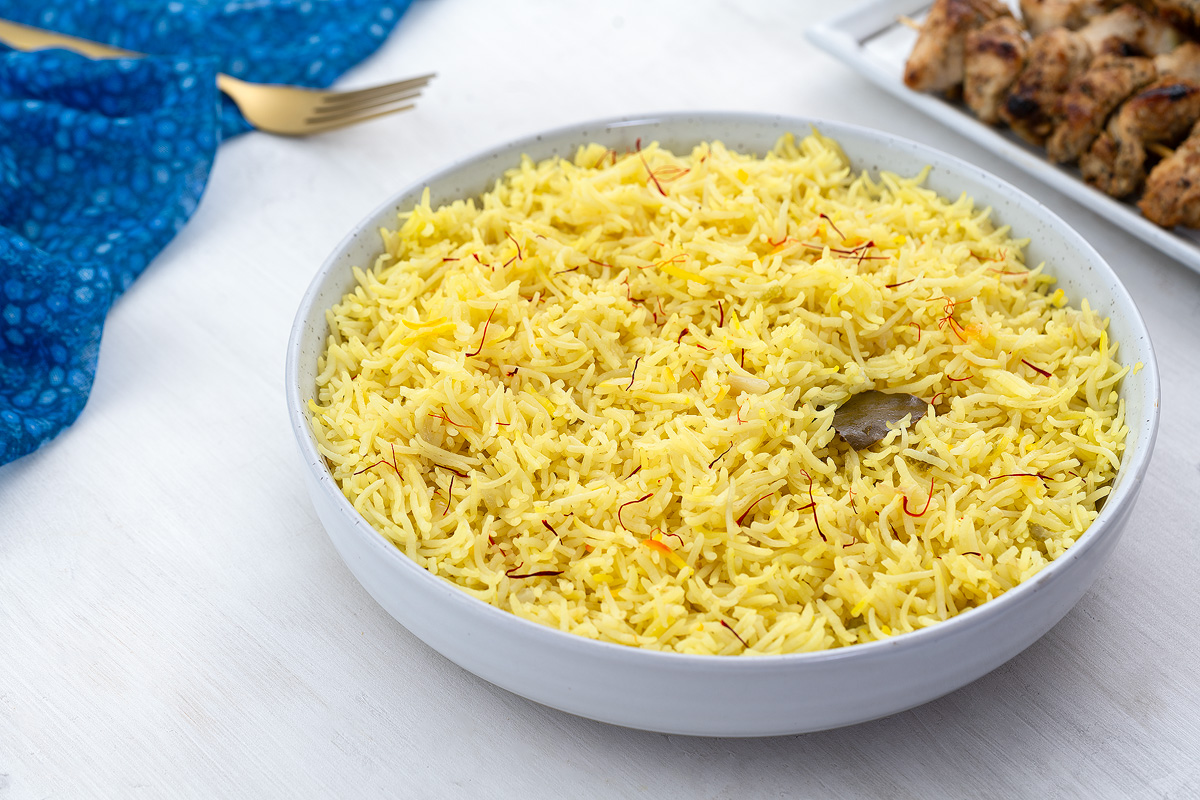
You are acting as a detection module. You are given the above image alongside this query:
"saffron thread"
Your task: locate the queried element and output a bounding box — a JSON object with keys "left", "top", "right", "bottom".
{"left": 1022, "top": 359, "right": 1052, "bottom": 378}
{"left": 819, "top": 212, "right": 844, "bottom": 240}
{"left": 428, "top": 406, "right": 475, "bottom": 429}
{"left": 800, "top": 469, "right": 826, "bottom": 541}
{"left": 506, "top": 231, "right": 523, "bottom": 261}
{"left": 354, "top": 442, "right": 400, "bottom": 476}
{"left": 442, "top": 474, "right": 454, "bottom": 516}
{"left": 903, "top": 477, "right": 935, "bottom": 517}
{"left": 640, "top": 151, "right": 667, "bottom": 195}
{"left": 720, "top": 620, "right": 749, "bottom": 648}
{"left": 736, "top": 492, "right": 773, "bottom": 527}
{"left": 505, "top": 564, "right": 565, "bottom": 579}
{"left": 465, "top": 305, "right": 498, "bottom": 358}
{"left": 988, "top": 472, "right": 1050, "bottom": 481}
{"left": 708, "top": 444, "right": 733, "bottom": 470}
{"left": 617, "top": 493, "right": 654, "bottom": 531}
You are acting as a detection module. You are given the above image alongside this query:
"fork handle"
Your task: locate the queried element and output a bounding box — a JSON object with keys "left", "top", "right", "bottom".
{"left": 0, "top": 18, "right": 138, "bottom": 59}
{"left": 0, "top": 18, "right": 251, "bottom": 96}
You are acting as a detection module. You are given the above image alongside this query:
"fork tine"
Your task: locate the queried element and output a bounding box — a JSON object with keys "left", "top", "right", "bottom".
{"left": 315, "top": 73, "right": 435, "bottom": 108}
{"left": 309, "top": 86, "right": 426, "bottom": 119}
{"left": 311, "top": 83, "right": 429, "bottom": 117}
{"left": 301, "top": 101, "right": 419, "bottom": 135}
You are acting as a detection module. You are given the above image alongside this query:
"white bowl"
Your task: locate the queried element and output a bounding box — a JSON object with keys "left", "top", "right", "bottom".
{"left": 285, "top": 112, "right": 1160, "bottom": 737}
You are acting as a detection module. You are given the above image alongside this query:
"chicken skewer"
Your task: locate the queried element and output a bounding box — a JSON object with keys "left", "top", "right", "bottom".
{"left": 1144, "top": 0, "right": 1200, "bottom": 31}
{"left": 1046, "top": 54, "right": 1159, "bottom": 162}
{"left": 904, "top": 0, "right": 1200, "bottom": 227}
{"left": 904, "top": 0, "right": 1015, "bottom": 94}
{"left": 1079, "top": 76, "right": 1200, "bottom": 196}
{"left": 1155, "top": 37, "right": 1200, "bottom": 79}
{"left": 1046, "top": 40, "right": 1200, "bottom": 163}
{"left": 1019, "top": 0, "right": 1119, "bottom": 36}
{"left": 1000, "top": 4, "right": 1182, "bottom": 145}
{"left": 1139, "top": 117, "right": 1200, "bottom": 226}
{"left": 964, "top": 16, "right": 1031, "bottom": 122}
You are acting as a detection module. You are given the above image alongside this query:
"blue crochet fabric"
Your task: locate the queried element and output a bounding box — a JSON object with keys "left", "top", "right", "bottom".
{"left": 0, "top": 1, "right": 411, "bottom": 466}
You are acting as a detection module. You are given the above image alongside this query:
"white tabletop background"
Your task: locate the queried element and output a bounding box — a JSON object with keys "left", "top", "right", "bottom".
{"left": 3, "top": 0, "right": 1198, "bottom": 797}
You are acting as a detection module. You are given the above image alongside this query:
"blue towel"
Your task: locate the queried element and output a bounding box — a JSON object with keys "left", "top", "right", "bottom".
{"left": 0, "top": 1, "right": 411, "bottom": 466}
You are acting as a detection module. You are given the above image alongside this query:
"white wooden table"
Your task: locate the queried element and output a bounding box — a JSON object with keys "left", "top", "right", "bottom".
{"left": 3, "top": 1, "right": 1198, "bottom": 796}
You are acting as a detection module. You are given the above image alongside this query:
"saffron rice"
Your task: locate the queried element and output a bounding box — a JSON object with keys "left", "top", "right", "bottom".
{"left": 308, "top": 132, "right": 1129, "bottom": 655}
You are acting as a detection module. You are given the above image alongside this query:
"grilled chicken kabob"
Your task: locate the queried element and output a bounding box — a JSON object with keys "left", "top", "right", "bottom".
{"left": 903, "top": 0, "right": 1016, "bottom": 95}
{"left": 1044, "top": 52, "right": 1161, "bottom": 162}
{"left": 1144, "top": 0, "right": 1200, "bottom": 31}
{"left": 1079, "top": 62, "right": 1200, "bottom": 196}
{"left": 1139, "top": 117, "right": 1200, "bottom": 225}
{"left": 999, "top": 4, "right": 1182, "bottom": 144}
{"left": 901, "top": 1, "right": 1117, "bottom": 91}
{"left": 1008, "top": 31, "right": 1200, "bottom": 197}
{"left": 902, "top": 0, "right": 1034, "bottom": 124}
{"left": 904, "top": 0, "right": 1200, "bottom": 228}
{"left": 903, "top": 1, "right": 1178, "bottom": 134}
{"left": 1038, "top": 39, "right": 1199, "bottom": 159}
{"left": 963, "top": 16, "right": 1031, "bottom": 122}
{"left": 1019, "top": 0, "right": 1120, "bottom": 35}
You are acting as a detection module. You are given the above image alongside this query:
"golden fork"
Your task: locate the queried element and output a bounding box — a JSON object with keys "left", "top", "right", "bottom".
{"left": 0, "top": 18, "right": 433, "bottom": 135}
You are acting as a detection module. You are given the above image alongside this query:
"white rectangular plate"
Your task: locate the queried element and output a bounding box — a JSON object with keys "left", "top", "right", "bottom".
{"left": 806, "top": 0, "right": 1200, "bottom": 274}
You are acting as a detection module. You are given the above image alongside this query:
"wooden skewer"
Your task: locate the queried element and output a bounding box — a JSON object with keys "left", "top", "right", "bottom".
{"left": 1148, "top": 142, "right": 1176, "bottom": 159}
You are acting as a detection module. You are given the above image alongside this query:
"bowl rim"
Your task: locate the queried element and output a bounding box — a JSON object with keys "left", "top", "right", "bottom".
{"left": 285, "top": 110, "right": 1161, "bottom": 670}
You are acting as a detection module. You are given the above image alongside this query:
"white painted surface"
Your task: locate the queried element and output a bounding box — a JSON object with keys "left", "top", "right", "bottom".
{"left": 2, "top": 0, "right": 1198, "bottom": 796}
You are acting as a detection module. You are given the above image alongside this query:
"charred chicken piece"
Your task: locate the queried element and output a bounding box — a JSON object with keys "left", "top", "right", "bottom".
{"left": 1138, "top": 119, "right": 1200, "bottom": 226}
{"left": 1048, "top": 43, "right": 1200, "bottom": 166}
{"left": 1001, "top": 5, "right": 1181, "bottom": 146}
{"left": 904, "top": 0, "right": 1013, "bottom": 93}
{"left": 1080, "top": 78, "right": 1200, "bottom": 197}
{"left": 1019, "top": 0, "right": 1118, "bottom": 36}
{"left": 1001, "top": 27, "right": 1093, "bottom": 143}
{"left": 1155, "top": 40, "right": 1200, "bottom": 82}
{"left": 965, "top": 16, "right": 1031, "bottom": 122}
{"left": 1075, "top": 3, "right": 1182, "bottom": 56}
{"left": 1046, "top": 55, "right": 1158, "bottom": 162}
{"left": 1144, "top": 0, "right": 1200, "bottom": 32}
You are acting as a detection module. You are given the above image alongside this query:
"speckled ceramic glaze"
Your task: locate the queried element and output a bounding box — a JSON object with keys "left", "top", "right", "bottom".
{"left": 285, "top": 113, "right": 1160, "bottom": 737}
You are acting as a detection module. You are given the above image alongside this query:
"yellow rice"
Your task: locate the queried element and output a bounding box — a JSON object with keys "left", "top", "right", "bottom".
{"left": 309, "top": 132, "right": 1129, "bottom": 655}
